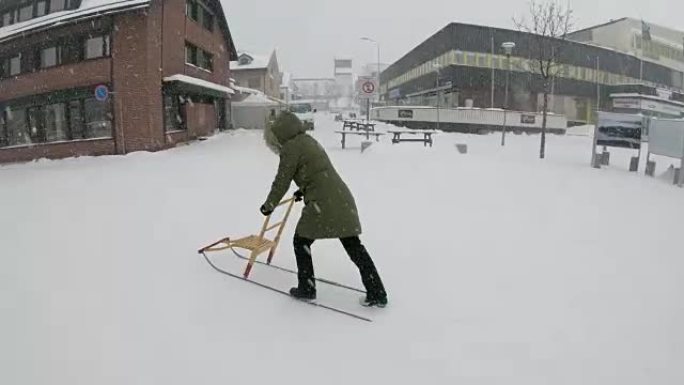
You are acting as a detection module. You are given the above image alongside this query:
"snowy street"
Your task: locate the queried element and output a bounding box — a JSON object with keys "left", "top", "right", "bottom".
{"left": 1, "top": 114, "right": 683, "bottom": 384}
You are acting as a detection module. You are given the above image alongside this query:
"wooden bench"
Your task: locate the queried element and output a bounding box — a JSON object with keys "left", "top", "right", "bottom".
{"left": 335, "top": 130, "right": 385, "bottom": 149}
{"left": 389, "top": 130, "right": 435, "bottom": 147}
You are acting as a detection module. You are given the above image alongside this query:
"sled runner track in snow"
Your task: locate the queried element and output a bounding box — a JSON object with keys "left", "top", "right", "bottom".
{"left": 199, "top": 251, "right": 373, "bottom": 323}
{"left": 228, "top": 248, "right": 366, "bottom": 294}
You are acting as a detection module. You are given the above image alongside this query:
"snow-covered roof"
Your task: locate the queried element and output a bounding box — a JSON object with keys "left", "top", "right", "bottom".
{"left": 0, "top": 0, "right": 150, "bottom": 44}
{"left": 163, "top": 74, "right": 235, "bottom": 95}
{"left": 233, "top": 93, "right": 279, "bottom": 106}
{"left": 230, "top": 51, "right": 271, "bottom": 70}
{"left": 609, "top": 93, "right": 684, "bottom": 107}
{"left": 231, "top": 85, "right": 281, "bottom": 105}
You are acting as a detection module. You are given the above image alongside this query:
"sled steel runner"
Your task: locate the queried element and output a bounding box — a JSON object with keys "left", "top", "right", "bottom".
{"left": 228, "top": 248, "right": 366, "bottom": 294}
{"left": 199, "top": 251, "right": 373, "bottom": 323}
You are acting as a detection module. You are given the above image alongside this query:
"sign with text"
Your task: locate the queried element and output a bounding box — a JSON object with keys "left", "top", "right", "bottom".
{"left": 596, "top": 112, "right": 643, "bottom": 150}
{"left": 398, "top": 109, "right": 414, "bottom": 119}
{"left": 520, "top": 114, "right": 536, "bottom": 124}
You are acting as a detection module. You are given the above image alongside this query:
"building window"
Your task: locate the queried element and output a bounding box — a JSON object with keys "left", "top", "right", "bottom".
{"left": 27, "top": 106, "right": 46, "bottom": 142}
{"left": 18, "top": 4, "right": 33, "bottom": 22}
{"left": 68, "top": 100, "right": 85, "bottom": 139}
{"left": 164, "top": 95, "right": 184, "bottom": 132}
{"left": 248, "top": 77, "right": 261, "bottom": 89}
{"left": 202, "top": 7, "right": 214, "bottom": 31}
{"left": 186, "top": 0, "right": 214, "bottom": 31}
{"left": 0, "top": 0, "right": 79, "bottom": 27}
{"left": 4, "top": 107, "right": 29, "bottom": 146}
{"left": 84, "top": 97, "right": 113, "bottom": 138}
{"left": 36, "top": 0, "right": 47, "bottom": 17}
{"left": 1, "top": 11, "right": 12, "bottom": 26}
{"left": 185, "top": 43, "right": 198, "bottom": 65}
{"left": 50, "top": 0, "right": 66, "bottom": 12}
{"left": 44, "top": 103, "right": 68, "bottom": 142}
{"left": 0, "top": 88, "right": 114, "bottom": 149}
{"left": 199, "top": 50, "right": 213, "bottom": 71}
{"left": 9, "top": 54, "right": 21, "bottom": 76}
{"left": 466, "top": 53, "right": 476, "bottom": 66}
{"left": 41, "top": 46, "right": 60, "bottom": 68}
{"left": 185, "top": 42, "right": 213, "bottom": 71}
{"left": 84, "top": 35, "right": 111, "bottom": 60}
{"left": 186, "top": 0, "right": 198, "bottom": 20}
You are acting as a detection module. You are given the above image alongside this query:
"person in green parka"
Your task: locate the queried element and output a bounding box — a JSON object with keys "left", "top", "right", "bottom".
{"left": 260, "top": 111, "right": 388, "bottom": 307}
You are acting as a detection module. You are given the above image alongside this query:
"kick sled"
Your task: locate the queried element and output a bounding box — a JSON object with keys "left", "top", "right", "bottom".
{"left": 198, "top": 197, "right": 296, "bottom": 278}
{"left": 197, "top": 196, "right": 373, "bottom": 323}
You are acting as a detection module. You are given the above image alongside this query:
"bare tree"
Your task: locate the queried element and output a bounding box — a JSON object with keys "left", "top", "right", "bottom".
{"left": 515, "top": 1, "right": 573, "bottom": 159}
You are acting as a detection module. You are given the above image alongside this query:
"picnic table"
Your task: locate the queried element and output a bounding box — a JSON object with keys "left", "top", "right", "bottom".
{"left": 342, "top": 120, "right": 358, "bottom": 130}
{"left": 388, "top": 129, "right": 435, "bottom": 147}
{"left": 335, "top": 130, "right": 385, "bottom": 149}
{"left": 342, "top": 120, "right": 376, "bottom": 132}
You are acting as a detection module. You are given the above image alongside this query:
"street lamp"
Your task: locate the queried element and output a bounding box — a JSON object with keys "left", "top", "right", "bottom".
{"left": 361, "top": 37, "right": 381, "bottom": 121}
{"left": 361, "top": 37, "right": 381, "bottom": 86}
{"left": 501, "top": 41, "right": 515, "bottom": 146}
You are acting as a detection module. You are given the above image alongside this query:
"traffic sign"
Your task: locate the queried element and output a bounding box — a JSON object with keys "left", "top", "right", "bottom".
{"left": 357, "top": 78, "right": 378, "bottom": 98}
{"left": 94, "top": 84, "right": 109, "bottom": 102}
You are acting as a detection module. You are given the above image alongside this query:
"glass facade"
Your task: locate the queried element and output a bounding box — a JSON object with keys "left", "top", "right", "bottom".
{"left": 0, "top": 87, "right": 114, "bottom": 148}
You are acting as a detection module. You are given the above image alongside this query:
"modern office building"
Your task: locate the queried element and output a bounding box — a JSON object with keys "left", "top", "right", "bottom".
{"left": 380, "top": 22, "right": 684, "bottom": 125}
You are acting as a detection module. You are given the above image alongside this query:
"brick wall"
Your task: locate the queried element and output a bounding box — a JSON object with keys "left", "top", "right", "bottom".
{"left": 111, "top": 6, "right": 164, "bottom": 153}
{"left": 0, "top": 139, "right": 116, "bottom": 164}
{"left": 0, "top": 59, "right": 112, "bottom": 103}
{"left": 161, "top": 0, "right": 231, "bottom": 88}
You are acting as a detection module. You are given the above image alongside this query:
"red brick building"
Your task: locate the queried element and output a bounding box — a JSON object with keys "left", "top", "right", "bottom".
{"left": 0, "top": 0, "right": 237, "bottom": 163}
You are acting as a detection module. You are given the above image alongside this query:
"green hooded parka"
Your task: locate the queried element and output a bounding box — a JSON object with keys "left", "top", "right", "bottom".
{"left": 262, "top": 112, "right": 362, "bottom": 240}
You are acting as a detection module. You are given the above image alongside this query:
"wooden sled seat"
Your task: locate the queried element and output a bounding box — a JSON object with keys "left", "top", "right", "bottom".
{"left": 199, "top": 197, "right": 296, "bottom": 278}
{"left": 231, "top": 235, "right": 276, "bottom": 254}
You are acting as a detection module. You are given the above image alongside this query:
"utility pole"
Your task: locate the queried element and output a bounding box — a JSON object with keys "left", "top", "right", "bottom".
{"left": 491, "top": 33, "right": 495, "bottom": 108}
{"left": 501, "top": 42, "right": 516, "bottom": 146}
{"left": 361, "top": 37, "right": 381, "bottom": 112}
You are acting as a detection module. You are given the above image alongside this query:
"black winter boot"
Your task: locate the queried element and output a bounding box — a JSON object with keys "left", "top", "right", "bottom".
{"left": 340, "top": 236, "right": 388, "bottom": 307}
{"left": 360, "top": 295, "right": 388, "bottom": 308}
{"left": 291, "top": 235, "right": 317, "bottom": 300}
{"left": 289, "top": 281, "right": 316, "bottom": 301}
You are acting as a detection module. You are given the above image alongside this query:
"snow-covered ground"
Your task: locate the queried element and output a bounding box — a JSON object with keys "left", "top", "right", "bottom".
{"left": 1, "top": 114, "right": 683, "bottom": 384}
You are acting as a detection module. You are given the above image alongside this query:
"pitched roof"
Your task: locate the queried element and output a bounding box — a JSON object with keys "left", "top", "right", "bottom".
{"left": 230, "top": 51, "right": 273, "bottom": 71}
{"left": 0, "top": 0, "right": 238, "bottom": 60}
{"left": 0, "top": 0, "right": 150, "bottom": 44}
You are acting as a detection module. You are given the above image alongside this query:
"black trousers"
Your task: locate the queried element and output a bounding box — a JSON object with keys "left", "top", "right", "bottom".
{"left": 293, "top": 234, "right": 387, "bottom": 299}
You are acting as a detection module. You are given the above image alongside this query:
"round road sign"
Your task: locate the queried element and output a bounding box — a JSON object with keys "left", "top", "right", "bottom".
{"left": 94, "top": 85, "right": 109, "bottom": 102}
{"left": 362, "top": 81, "right": 376, "bottom": 94}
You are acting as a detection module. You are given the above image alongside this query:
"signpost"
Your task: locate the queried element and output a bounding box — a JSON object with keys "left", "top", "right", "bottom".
{"left": 357, "top": 77, "right": 378, "bottom": 122}
{"left": 646, "top": 118, "right": 684, "bottom": 186}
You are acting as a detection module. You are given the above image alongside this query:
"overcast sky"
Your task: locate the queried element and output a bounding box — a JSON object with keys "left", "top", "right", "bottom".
{"left": 222, "top": 0, "right": 683, "bottom": 79}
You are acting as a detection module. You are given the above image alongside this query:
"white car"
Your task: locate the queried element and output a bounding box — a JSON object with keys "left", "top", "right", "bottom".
{"left": 289, "top": 102, "right": 315, "bottom": 130}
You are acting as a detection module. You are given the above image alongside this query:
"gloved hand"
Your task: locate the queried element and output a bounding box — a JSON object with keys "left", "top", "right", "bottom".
{"left": 294, "top": 190, "right": 304, "bottom": 202}
{"left": 260, "top": 204, "right": 273, "bottom": 216}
